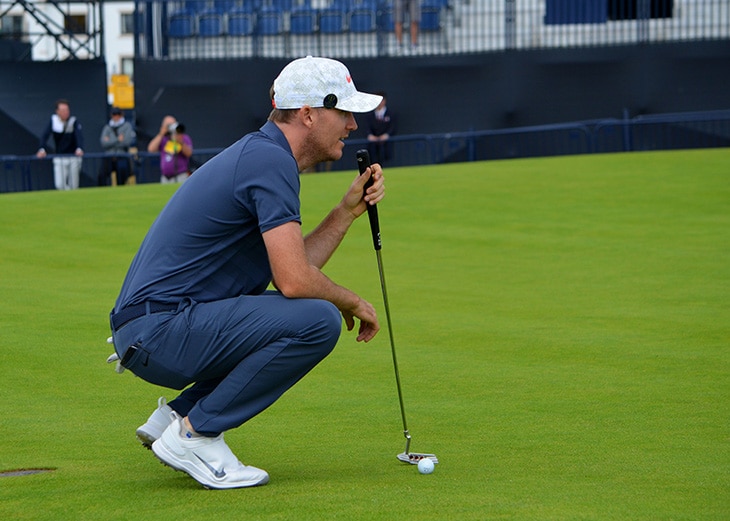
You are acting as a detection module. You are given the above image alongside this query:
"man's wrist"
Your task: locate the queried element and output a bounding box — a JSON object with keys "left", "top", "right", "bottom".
{"left": 334, "top": 201, "right": 358, "bottom": 224}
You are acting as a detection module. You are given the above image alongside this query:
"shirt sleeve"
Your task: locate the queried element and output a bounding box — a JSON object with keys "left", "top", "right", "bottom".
{"left": 233, "top": 140, "right": 301, "bottom": 235}
{"left": 121, "top": 123, "right": 136, "bottom": 148}
{"left": 39, "top": 120, "right": 52, "bottom": 150}
{"left": 74, "top": 120, "right": 84, "bottom": 150}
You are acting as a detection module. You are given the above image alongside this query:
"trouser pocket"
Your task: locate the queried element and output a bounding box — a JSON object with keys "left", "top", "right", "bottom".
{"left": 120, "top": 341, "right": 193, "bottom": 390}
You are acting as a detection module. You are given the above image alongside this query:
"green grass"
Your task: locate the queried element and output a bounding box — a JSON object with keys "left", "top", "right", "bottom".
{"left": 1, "top": 149, "right": 728, "bottom": 520}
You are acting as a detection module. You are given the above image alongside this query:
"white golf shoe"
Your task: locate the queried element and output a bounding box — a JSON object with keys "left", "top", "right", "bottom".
{"left": 152, "top": 416, "right": 269, "bottom": 489}
{"left": 136, "top": 397, "right": 174, "bottom": 447}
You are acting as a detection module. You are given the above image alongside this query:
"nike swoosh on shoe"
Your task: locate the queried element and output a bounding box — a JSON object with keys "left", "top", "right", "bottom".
{"left": 194, "top": 453, "right": 226, "bottom": 478}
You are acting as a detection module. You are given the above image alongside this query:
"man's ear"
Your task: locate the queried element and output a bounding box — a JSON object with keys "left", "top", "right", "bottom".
{"left": 298, "top": 105, "right": 315, "bottom": 128}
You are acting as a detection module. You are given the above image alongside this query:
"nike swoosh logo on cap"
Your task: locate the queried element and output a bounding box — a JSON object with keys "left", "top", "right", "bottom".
{"left": 194, "top": 453, "right": 226, "bottom": 478}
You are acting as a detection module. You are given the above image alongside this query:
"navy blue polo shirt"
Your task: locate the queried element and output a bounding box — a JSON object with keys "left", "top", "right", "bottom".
{"left": 115, "top": 122, "right": 301, "bottom": 310}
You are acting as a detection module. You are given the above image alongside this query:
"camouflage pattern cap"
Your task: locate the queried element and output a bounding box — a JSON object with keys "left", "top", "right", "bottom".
{"left": 273, "top": 56, "right": 382, "bottom": 113}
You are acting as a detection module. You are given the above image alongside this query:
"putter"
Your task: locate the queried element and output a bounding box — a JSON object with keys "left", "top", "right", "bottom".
{"left": 356, "top": 149, "right": 438, "bottom": 466}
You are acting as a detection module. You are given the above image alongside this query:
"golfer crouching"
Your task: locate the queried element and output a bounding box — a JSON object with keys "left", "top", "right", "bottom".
{"left": 109, "top": 56, "right": 384, "bottom": 489}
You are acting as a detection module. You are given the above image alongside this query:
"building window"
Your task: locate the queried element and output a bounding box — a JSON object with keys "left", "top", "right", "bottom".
{"left": 121, "top": 57, "right": 135, "bottom": 81}
{"left": 0, "top": 15, "right": 23, "bottom": 37}
{"left": 64, "top": 14, "right": 87, "bottom": 34}
{"left": 120, "top": 12, "right": 135, "bottom": 35}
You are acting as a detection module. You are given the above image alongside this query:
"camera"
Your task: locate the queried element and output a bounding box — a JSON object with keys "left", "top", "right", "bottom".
{"left": 168, "top": 122, "right": 185, "bottom": 134}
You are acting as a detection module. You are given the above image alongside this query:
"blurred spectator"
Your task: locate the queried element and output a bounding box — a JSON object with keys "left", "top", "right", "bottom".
{"left": 366, "top": 92, "right": 397, "bottom": 165}
{"left": 147, "top": 115, "right": 194, "bottom": 184}
{"left": 98, "top": 107, "right": 136, "bottom": 186}
{"left": 37, "top": 99, "right": 84, "bottom": 190}
{"left": 394, "top": 0, "right": 421, "bottom": 52}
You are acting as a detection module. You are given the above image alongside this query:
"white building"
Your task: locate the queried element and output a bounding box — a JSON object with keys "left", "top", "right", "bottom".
{"left": 102, "top": 1, "right": 136, "bottom": 81}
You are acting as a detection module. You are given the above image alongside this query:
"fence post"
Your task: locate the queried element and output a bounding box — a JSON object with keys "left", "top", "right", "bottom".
{"left": 505, "top": 0, "right": 516, "bottom": 50}
{"left": 637, "top": 0, "right": 650, "bottom": 43}
{"left": 622, "top": 108, "right": 632, "bottom": 152}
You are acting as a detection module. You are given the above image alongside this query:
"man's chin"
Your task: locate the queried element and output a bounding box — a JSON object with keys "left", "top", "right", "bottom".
{"left": 327, "top": 144, "right": 344, "bottom": 162}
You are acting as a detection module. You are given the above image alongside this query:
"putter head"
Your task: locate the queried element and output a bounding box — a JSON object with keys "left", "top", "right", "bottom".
{"left": 397, "top": 452, "right": 439, "bottom": 465}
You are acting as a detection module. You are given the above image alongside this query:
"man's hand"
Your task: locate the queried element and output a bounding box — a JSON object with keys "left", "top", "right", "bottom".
{"left": 160, "top": 116, "right": 176, "bottom": 136}
{"left": 342, "top": 162, "right": 385, "bottom": 218}
{"left": 264, "top": 222, "right": 380, "bottom": 342}
{"left": 341, "top": 297, "right": 380, "bottom": 343}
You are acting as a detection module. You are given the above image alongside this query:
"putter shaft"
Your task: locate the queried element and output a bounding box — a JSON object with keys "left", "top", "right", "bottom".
{"left": 356, "top": 149, "right": 436, "bottom": 464}
{"left": 375, "top": 249, "right": 411, "bottom": 454}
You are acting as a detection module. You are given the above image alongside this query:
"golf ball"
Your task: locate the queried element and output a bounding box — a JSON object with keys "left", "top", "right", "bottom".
{"left": 417, "top": 458, "right": 435, "bottom": 474}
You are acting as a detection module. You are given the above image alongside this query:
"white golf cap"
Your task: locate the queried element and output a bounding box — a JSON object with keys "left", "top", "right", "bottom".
{"left": 273, "top": 56, "right": 382, "bottom": 113}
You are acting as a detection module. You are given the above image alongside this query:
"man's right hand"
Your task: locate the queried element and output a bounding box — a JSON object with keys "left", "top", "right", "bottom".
{"left": 341, "top": 297, "right": 380, "bottom": 343}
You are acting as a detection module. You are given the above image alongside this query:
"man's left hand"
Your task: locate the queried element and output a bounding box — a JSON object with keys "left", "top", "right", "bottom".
{"left": 344, "top": 163, "right": 385, "bottom": 218}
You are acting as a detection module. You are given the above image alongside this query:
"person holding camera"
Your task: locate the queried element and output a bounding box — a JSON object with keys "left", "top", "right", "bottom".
{"left": 147, "top": 115, "right": 193, "bottom": 184}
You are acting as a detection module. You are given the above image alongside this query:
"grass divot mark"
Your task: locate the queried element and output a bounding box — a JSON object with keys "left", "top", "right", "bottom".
{"left": 0, "top": 468, "right": 56, "bottom": 478}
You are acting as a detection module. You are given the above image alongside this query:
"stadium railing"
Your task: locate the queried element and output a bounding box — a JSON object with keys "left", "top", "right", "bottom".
{"left": 2, "top": 109, "right": 728, "bottom": 192}
{"left": 135, "top": 0, "right": 729, "bottom": 60}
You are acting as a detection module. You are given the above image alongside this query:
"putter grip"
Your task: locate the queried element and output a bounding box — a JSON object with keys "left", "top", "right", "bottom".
{"left": 356, "top": 149, "right": 381, "bottom": 251}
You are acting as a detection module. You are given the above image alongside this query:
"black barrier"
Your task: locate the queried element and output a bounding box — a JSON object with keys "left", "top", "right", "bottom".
{"left": 2, "top": 109, "right": 729, "bottom": 193}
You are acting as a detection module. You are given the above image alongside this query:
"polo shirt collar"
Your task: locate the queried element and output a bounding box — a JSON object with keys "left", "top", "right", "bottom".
{"left": 260, "top": 121, "right": 293, "bottom": 156}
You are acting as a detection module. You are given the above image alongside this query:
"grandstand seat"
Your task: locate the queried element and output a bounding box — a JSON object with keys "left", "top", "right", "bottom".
{"left": 329, "top": 0, "right": 352, "bottom": 11}
{"left": 349, "top": 8, "right": 376, "bottom": 33}
{"left": 244, "top": 0, "right": 264, "bottom": 10}
{"left": 377, "top": 5, "right": 394, "bottom": 32}
{"left": 319, "top": 8, "right": 346, "bottom": 34}
{"left": 272, "top": 0, "right": 293, "bottom": 12}
{"left": 226, "top": 5, "right": 255, "bottom": 57}
{"left": 289, "top": 6, "right": 318, "bottom": 56}
{"left": 168, "top": 11, "right": 195, "bottom": 38}
{"left": 183, "top": 0, "right": 209, "bottom": 13}
{"left": 319, "top": 8, "right": 347, "bottom": 57}
{"left": 348, "top": 6, "right": 377, "bottom": 57}
{"left": 350, "top": 0, "right": 377, "bottom": 9}
{"left": 228, "top": 8, "right": 255, "bottom": 35}
{"left": 212, "top": 0, "right": 237, "bottom": 12}
{"left": 198, "top": 9, "right": 225, "bottom": 36}
{"left": 420, "top": 0, "right": 441, "bottom": 32}
{"left": 257, "top": 6, "right": 282, "bottom": 35}
{"left": 232, "top": 1, "right": 257, "bottom": 14}
{"left": 290, "top": 6, "right": 317, "bottom": 34}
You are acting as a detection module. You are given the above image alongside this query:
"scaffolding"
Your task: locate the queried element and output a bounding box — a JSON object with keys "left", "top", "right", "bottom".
{"left": 0, "top": 0, "right": 104, "bottom": 61}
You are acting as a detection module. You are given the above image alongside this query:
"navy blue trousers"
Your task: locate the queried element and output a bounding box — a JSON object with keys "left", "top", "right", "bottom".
{"left": 112, "top": 292, "right": 341, "bottom": 436}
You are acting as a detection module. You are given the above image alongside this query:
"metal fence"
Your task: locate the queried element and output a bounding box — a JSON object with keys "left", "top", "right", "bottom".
{"left": 3, "top": 108, "right": 728, "bottom": 192}
{"left": 134, "top": 0, "right": 730, "bottom": 60}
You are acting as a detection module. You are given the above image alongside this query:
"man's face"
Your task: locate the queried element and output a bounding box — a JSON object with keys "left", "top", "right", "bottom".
{"left": 56, "top": 103, "right": 71, "bottom": 121}
{"left": 305, "top": 107, "right": 358, "bottom": 163}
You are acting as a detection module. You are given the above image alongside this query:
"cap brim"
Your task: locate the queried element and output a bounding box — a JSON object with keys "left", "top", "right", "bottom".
{"left": 337, "top": 92, "right": 383, "bottom": 113}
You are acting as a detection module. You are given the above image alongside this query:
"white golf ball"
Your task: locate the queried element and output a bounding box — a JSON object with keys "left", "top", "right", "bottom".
{"left": 417, "top": 458, "right": 435, "bottom": 474}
